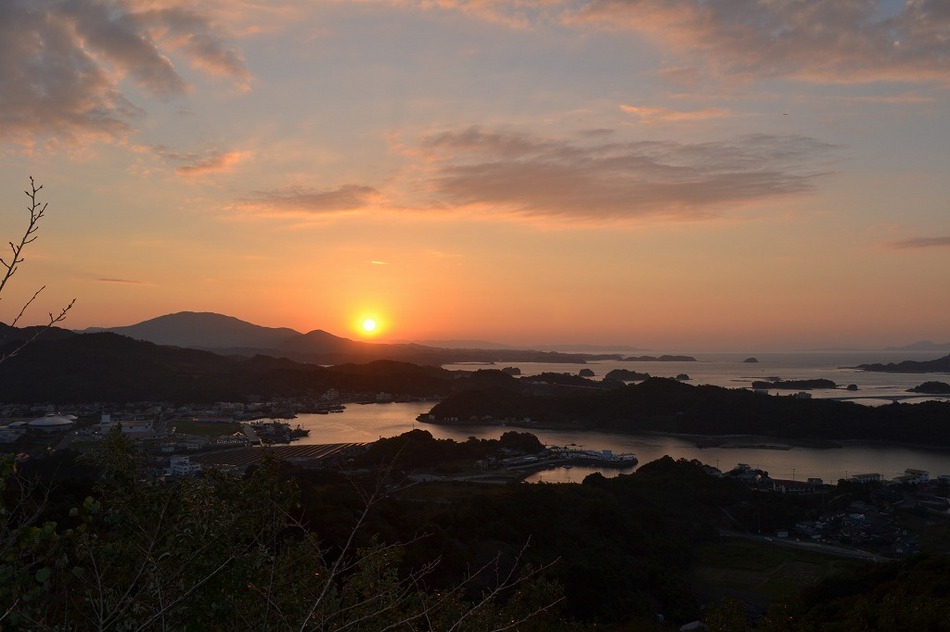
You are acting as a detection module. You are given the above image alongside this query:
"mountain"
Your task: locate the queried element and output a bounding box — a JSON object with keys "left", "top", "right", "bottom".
{"left": 76, "top": 312, "right": 623, "bottom": 365}
{"left": 79, "top": 311, "right": 301, "bottom": 350}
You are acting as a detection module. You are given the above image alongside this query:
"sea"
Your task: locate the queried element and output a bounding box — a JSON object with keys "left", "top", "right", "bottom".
{"left": 289, "top": 350, "right": 950, "bottom": 485}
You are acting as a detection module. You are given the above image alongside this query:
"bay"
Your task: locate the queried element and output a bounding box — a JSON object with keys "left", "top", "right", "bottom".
{"left": 290, "top": 351, "right": 950, "bottom": 485}
{"left": 290, "top": 402, "right": 950, "bottom": 486}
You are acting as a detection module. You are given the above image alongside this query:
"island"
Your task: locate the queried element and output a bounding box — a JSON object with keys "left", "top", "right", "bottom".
{"left": 857, "top": 354, "right": 950, "bottom": 373}
{"left": 604, "top": 368, "right": 651, "bottom": 382}
{"left": 908, "top": 381, "right": 950, "bottom": 394}
{"left": 421, "top": 376, "right": 950, "bottom": 448}
{"left": 751, "top": 378, "right": 838, "bottom": 390}
{"left": 743, "top": 357, "right": 759, "bottom": 363}
{"left": 624, "top": 355, "right": 696, "bottom": 362}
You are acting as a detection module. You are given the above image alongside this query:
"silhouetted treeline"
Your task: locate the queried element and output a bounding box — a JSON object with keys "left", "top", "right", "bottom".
{"left": 857, "top": 353, "right": 950, "bottom": 373}
{"left": 429, "top": 376, "right": 950, "bottom": 447}
{"left": 0, "top": 332, "right": 454, "bottom": 402}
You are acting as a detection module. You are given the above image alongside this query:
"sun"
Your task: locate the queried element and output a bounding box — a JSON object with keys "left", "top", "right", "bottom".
{"left": 354, "top": 313, "right": 385, "bottom": 338}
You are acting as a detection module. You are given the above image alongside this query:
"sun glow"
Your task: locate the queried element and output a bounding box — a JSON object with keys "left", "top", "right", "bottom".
{"left": 354, "top": 313, "right": 385, "bottom": 338}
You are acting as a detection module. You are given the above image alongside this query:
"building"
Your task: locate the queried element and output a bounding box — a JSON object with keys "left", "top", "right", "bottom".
{"left": 850, "top": 473, "right": 881, "bottom": 484}
{"left": 26, "top": 414, "right": 75, "bottom": 432}
{"left": 166, "top": 455, "right": 203, "bottom": 476}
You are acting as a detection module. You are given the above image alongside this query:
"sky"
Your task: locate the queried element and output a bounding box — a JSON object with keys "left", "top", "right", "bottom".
{"left": 1, "top": 0, "right": 948, "bottom": 352}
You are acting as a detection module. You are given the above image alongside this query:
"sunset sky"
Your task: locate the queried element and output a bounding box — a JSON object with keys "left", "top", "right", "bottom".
{"left": 1, "top": 0, "right": 948, "bottom": 351}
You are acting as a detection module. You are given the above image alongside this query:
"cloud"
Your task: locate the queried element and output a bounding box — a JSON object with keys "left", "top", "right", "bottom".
{"left": 0, "top": 0, "right": 249, "bottom": 146}
{"left": 97, "top": 277, "right": 149, "bottom": 285}
{"left": 371, "top": 260, "right": 390, "bottom": 265}
{"left": 235, "top": 185, "right": 383, "bottom": 216}
{"left": 571, "top": 0, "right": 950, "bottom": 85}
{"left": 397, "top": 0, "right": 564, "bottom": 28}
{"left": 390, "top": 1, "right": 950, "bottom": 85}
{"left": 172, "top": 150, "right": 251, "bottom": 177}
{"left": 888, "top": 236, "right": 950, "bottom": 249}
{"left": 620, "top": 104, "right": 730, "bottom": 123}
{"left": 417, "top": 126, "right": 834, "bottom": 221}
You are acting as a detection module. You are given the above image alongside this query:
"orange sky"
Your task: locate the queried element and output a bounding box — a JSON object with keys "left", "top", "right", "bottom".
{"left": 1, "top": 1, "right": 948, "bottom": 351}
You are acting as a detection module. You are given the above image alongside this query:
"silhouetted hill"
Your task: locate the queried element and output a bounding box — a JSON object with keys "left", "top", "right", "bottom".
{"left": 76, "top": 312, "right": 623, "bottom": 365}
{"left": 78, "top": 311, "right": 301, "bottom": 350}
{"left": 0, "top": 330, "right": 454, "bottom": 403}
{"left": 857, "top": 354, "right": 950, "bottom": 373}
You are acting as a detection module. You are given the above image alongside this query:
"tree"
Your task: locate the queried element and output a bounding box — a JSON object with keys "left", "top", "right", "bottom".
{"left": 1, "top": 430, "right": 563, "bottom": 629}
{"left": 0, "top": 177, "right": 74, "bottom": 363}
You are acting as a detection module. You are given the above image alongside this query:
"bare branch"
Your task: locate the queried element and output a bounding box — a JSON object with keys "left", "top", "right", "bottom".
{"left": 0, "top": 178, "right": 75, "bottom": 363}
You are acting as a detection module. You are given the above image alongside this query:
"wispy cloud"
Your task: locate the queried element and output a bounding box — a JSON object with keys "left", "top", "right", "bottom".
{"left": 416, "top": 126, "right": 835, "bottom": 221}
{"left": 0, "top": 0, "right": 249, "bottom": 146}
{"left": 620, "top": 104, "right": 730, "bottom": 123}
{"left": 97, "top": 277, "right": 150, "bottom": 285}
{"left": 405, "top": 1, "right": 950, "bottom": 86}
{"left": 174, "top": 150, "right": 252, "bottom": 177}
{"left": 371, "top": 260, "right": 390, "bottom": 265}
{"left": 234, "top": 185, "right": 382, "bottom": 216}
{"left": 888, "top": 236, "right": 950, "bottom": 250}
{"left": 571, "top": 0, "right": 950, "bottom": 85}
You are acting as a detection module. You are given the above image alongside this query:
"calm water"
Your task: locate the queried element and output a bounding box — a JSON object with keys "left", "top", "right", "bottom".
{"left": 445, "top": 350, "right": 950, "bottom": 405}
{"left": 291, "top": 405, "right": 950, "bottom": 486}
{"left": 291, "top": 351, "right": 950, "bottom": 484}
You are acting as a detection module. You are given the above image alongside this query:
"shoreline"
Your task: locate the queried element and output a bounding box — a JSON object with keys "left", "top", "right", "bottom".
{"left": 418, "top": 417, "right": 950, "bottom": 452}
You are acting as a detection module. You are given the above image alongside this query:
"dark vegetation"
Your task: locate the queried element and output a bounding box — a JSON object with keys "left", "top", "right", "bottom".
{"left": 857, "top": 353, "right": 950, "bottom": 373}
{"left": 605, "top": 368, "right": 652, "bottom": 381}
{"left": 908, "top": 381, "right": 950, "bottom": 394}
{"left": 0, "top": 331, "right": 454, "bottom": 402}
{"left": 429, "top": 375, "right": 950, "bottom": 447}
{"left": 5, "top": 429, "right": 949, "bottom": 630}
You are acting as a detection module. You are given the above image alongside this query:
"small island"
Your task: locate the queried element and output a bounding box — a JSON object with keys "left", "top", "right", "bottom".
{"left": 624, "top": 355, "right": 696, "bottom": 362}
{"left": 907, "top": 381, "right": 950, "bottom": 394}
{"left": 751, "top": 378, "right": 838, "bottom": 390}
{"left": 604, "top": 368, "right": 652, "bottom": 382}
{"left": 743, "top": 357, "right": 759, "bottom": 363}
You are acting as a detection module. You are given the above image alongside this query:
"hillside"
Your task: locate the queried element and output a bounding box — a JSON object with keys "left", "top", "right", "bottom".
{"left": 76, "top": 311, "right": 623, "bottom": 365}
{"left": 0, "top": 329, "right": 454, "bottom": 403}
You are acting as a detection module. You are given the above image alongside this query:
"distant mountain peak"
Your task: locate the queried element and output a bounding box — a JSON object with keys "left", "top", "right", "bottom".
{"left": 76, "top": 312, "right": 302, "bottom": 350}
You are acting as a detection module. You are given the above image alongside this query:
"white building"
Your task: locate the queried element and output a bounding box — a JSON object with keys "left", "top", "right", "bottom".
{"left": 167, "top": 455, "right": 203, "bottom": 476}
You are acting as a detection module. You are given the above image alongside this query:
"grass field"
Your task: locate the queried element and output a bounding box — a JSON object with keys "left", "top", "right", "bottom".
{"left": 691, "top": 538, "right": 869, "bottom": 610}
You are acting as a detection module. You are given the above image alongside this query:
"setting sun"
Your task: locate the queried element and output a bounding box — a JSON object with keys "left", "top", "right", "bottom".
{"left": 354, "top": 313, "right": 385, "bottom": 338}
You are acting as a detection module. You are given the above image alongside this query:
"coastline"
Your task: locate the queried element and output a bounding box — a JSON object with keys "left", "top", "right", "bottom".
{"left": 418, "top": 417, "right": 950, "bottom": 452}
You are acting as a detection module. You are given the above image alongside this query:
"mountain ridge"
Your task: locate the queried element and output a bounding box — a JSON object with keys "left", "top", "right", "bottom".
{"left": 74, "top": 311, "right": 623, "bottom": 365}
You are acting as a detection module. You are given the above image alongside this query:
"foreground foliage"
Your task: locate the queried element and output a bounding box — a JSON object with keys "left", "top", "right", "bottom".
{"left": 0, "top": 430, "right": 561, "bottom": 630}
{"left": 3, "top": 429, "right": 949, "bottom": 630}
